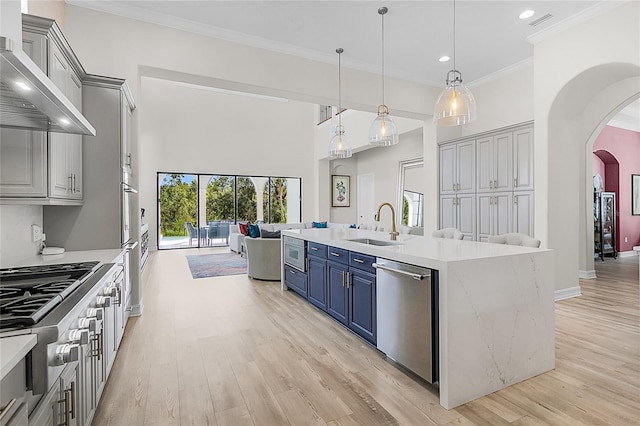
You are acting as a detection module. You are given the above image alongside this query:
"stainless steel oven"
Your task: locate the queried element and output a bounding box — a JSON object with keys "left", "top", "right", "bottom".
{"left": 283, "top": 236, "right": 306, "bottom": 272}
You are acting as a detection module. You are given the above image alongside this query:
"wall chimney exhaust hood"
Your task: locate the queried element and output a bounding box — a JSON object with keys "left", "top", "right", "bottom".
{"left": 1, "top": 36, "right": 96, "bottom": 136}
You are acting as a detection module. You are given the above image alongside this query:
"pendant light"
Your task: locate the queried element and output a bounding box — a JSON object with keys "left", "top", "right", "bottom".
{"left": 369, "top": 6, "right": 399, "bottom": 146}
{"left": 434, "top": 0, "right": 477, "bottom": 126}
{"left": 329, "top": 48, "right": 352, "bottom": 158}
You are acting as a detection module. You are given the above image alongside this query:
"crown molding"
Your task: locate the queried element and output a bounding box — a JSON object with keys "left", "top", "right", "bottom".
{"left": 66, "top": 0, "right": 439, "bottom": 87}
{"left": 527, "top": 0, "right": 626, "bottom": 45}
{"left": 467, "top": 57, "right": 533, "bottom": 88}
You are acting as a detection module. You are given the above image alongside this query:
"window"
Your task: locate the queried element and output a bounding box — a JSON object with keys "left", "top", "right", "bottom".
{"left": 157, "top": 172, "right": 302, "bottom": 249}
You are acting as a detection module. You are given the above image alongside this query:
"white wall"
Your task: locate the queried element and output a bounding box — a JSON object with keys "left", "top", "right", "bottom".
{"left": 327, "top": 128, "right": 423, "bottom": 226}
{"left": 139, "top": 77, "right": 316, "bottom": 249}
{"left": 534, "top": 1, "right": 640, "bottom": 292}
{"left": 437, "top": 64, "right": 535, "bottom": 143}
{"left": 0, "top": 205, "right": 43, "bottom": 267}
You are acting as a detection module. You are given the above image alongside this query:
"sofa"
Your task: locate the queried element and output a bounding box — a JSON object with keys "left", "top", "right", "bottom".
{"left": 229, "top": 221, "right": 355, "bottom": 254}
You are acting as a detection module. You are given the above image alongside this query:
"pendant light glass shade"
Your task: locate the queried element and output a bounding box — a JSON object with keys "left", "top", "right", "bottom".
{"left": 369, "top": 7, "right": 399, "bottom": 146}
{"left": 434, "top": 70, "right": 477, "bottom": 126}
{"left": 369, "top": 105, "right": 398, "bottom": 146}
{"left": 434, "top": 0, "right": 477, "bottom": 126}
{"left": 329, "top": 48, "right": 352, "bottom": 158}
{"left": 328, "top": 124, "right": 352, "bottom": 158}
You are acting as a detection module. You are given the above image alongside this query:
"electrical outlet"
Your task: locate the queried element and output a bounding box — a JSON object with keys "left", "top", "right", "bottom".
{"left": 31, "top": 224, "right": 42, "bottom": 242}
{"left": 625, "top": 236, "right": 628, "bottom": 243}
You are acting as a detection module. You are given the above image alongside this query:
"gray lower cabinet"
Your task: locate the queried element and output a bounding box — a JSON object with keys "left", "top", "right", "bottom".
{"left": 29, "top": 362, "right": 79, "bottom": 426}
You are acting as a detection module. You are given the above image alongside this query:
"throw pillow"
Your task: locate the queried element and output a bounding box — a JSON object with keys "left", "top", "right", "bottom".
{"left": 238, "top": 222, "right": 250, "bottom": 236}
{"left": 260, "top": 229, "right": 281, "bottom": 239}
{"left": 248, "top": 224, "right": 261, "bottom": 238}
{"left": 312, "top": 221, "right": 327, "bottom": 228}
{"left": 349, "top": 224, "right": 357, "bottom": 228}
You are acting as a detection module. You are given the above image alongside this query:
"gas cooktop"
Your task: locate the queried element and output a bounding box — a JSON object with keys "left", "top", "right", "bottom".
{"left": 0, "top": 261, "right": 100, "bottom": 329}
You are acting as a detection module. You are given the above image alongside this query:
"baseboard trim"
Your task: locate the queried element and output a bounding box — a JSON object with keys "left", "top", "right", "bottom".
{"left": 555, "top": 286, "right": 582, "bottom": 301}
{"left": 618, "top": 250, "right": 638, "bottom": 258}
{"left": 579, "top": 270, "right": 596, "bottom": 279}
{"left": 128, "top": 301, "right": 144, "bottom": 316}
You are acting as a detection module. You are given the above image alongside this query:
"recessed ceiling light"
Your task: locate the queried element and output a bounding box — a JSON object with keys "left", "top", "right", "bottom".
{"left": 519, "top": 10, "right": 535, "bottom": 20}
{"left": 16, "top": 81, "right": 31, "bottom": 91}
{"left": 59, "top": 118, "right": 70, "bottom": 125}
{"left": 439, "top": 56, "right": 450, "bottom": 63}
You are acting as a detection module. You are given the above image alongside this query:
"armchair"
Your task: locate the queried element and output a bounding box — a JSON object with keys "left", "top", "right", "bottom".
{"left": 432, "top": 228, "right": 464, "bottom": 240}
{"left": 488, "top": 233, "right": 541, "bottom": 248}
{"left": 244, "top": 237, "right": 282, "bottom": 281}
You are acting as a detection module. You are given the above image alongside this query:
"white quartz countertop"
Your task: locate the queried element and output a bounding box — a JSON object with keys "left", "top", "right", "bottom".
{"left": 0, "top": 334, "right": 37, "bottom": 380}
{"left": 282, "top": 228, "right": 550, "bottom": 270}
{"left": 5, "top": 248, "right": 124, "bottom": 268}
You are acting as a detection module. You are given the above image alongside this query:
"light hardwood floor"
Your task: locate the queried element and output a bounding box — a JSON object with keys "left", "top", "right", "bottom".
{"left": 93, "top": 248, "right": 640, "bottom": 425}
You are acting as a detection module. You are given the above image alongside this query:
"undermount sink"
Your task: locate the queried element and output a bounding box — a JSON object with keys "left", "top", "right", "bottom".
{"left": 346, "top": 238, "right": 403, "bottom": 246}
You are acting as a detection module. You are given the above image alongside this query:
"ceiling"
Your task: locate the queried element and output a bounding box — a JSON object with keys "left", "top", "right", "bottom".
{"left": 66, "top": 0, "right": 620, "bottom": 87}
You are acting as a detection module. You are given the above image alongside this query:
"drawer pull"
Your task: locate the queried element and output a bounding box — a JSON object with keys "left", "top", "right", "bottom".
{"left": 310, "top": 247, "right": 318, "bottom": 251}
{"left": 353, "top": 258, "right": 365, "bottom": 264}
{"left": 289, "top": 270, "right": 295, "bottom": 275}
{"left": 330, "top": 252, "right": 340, "bottom": 257}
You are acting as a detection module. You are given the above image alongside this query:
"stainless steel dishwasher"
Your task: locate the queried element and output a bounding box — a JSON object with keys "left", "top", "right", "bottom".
{"left": 374, "top": 259, "right": 438, "bottom": 384}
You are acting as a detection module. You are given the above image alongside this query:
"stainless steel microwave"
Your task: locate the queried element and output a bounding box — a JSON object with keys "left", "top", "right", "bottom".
{"left": 283, "top": 236, "right": 306, "bottom": 272}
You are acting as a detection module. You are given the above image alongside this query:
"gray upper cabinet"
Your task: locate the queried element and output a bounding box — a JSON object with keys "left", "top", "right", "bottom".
{"left": 44, "top": 76, "right": 136, "bottom": 251}
{"left": 0, "top": 14, "right": 86, "bottom": 204}
{"left": 439, "top": 140, "right": 475, "bottom": 195}
{"left": 476, "top": 132, "right": 512, "bottom": 193}
{"left": 512, "top": 128, "right": 534, "bottom": 191}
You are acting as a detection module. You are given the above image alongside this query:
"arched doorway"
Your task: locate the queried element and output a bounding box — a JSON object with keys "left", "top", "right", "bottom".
{"left": 546, "top": 64, "right": 639, "bottom": 286}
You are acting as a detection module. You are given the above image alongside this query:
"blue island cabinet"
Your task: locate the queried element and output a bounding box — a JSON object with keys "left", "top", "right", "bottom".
{"left": 307, "top": 255, "right": 328, "bottom": 312}
{"left": 325, "top": 247, "right": 377, "bottom": 345}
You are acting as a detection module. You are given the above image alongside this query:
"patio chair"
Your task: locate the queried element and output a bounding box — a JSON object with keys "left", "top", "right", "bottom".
{"left": 184, "top": 222, "right": 199, "bottom": 246}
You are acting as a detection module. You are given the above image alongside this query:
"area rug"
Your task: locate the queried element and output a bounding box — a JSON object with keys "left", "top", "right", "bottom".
{"left": 186, "top": 253, "right": 247, "bottom": 279}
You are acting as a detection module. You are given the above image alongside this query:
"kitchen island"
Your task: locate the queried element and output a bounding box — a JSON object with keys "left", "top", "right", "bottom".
{"left": 281, "top": 228, "right": 555, "bottom": 410}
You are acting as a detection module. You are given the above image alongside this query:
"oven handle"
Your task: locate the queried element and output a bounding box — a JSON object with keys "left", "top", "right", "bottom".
{"left": 123, "top": 241, "right": 138, "bottom": 251}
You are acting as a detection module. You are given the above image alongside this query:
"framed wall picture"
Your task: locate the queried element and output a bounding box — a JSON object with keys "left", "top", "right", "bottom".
{"left": 632, "top": 174, "right": 640, "bottom": 215}
{"left": 332, "top": 175, "right": 350, "bottom": 207}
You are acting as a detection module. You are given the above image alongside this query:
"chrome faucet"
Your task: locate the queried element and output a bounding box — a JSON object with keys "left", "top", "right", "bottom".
{"left": 375, "top": 202, "right": 399, "bottom": 240}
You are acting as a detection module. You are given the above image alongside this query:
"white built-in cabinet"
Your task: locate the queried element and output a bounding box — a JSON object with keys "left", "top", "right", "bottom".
{"left": 0, "top": 15, "right": 85, "bottom": 204}
{"left": 439, "top": 123, "right": 534, "bottom": 241}
{"left": 439, "top": 140, "right": 476, "bottom": 240}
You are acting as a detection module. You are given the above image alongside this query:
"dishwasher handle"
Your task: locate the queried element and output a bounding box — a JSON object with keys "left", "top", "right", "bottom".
{"left": 372, "top": 263, "right": 428, "bottom": 280}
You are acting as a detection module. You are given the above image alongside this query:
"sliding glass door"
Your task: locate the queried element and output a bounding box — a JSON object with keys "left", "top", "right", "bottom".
{"left": 157, "top": 173, "right": 302, "bottom": 250}
{"left": 158, "top": 173, "right": 199, "bottom": 249}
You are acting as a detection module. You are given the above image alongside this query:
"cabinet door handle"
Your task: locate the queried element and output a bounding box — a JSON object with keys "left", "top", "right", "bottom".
{"left": 353, "top": 258, "right": 364, "bottom": 264}
{"left": 69, "top": 381, "right": 76, "bottom": 419}
{"left": 58, "top": 388, "right": 70, "bottom": 426}
{"left": 341, "top": 270, "right": 345, "bottom": 287}
{"left": 0, "top": 398, "right": 16, "bottom": 421}
{"left": 346, "top": 272, "right": 350, "bottom": 288}
{"left": 514, "top": 196, "right": 518, "bottom": 205}
{"left": 68, "top": 174, "right": 73, "bottom": 192}
{"left": 306, "top": 258, "right": 309, "bottom": 271}
{"left": 489, "top": 180, "right": 493, "bottom": 189}
{"left": 514, "top": 177, "right": 518, "bottom": 188}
